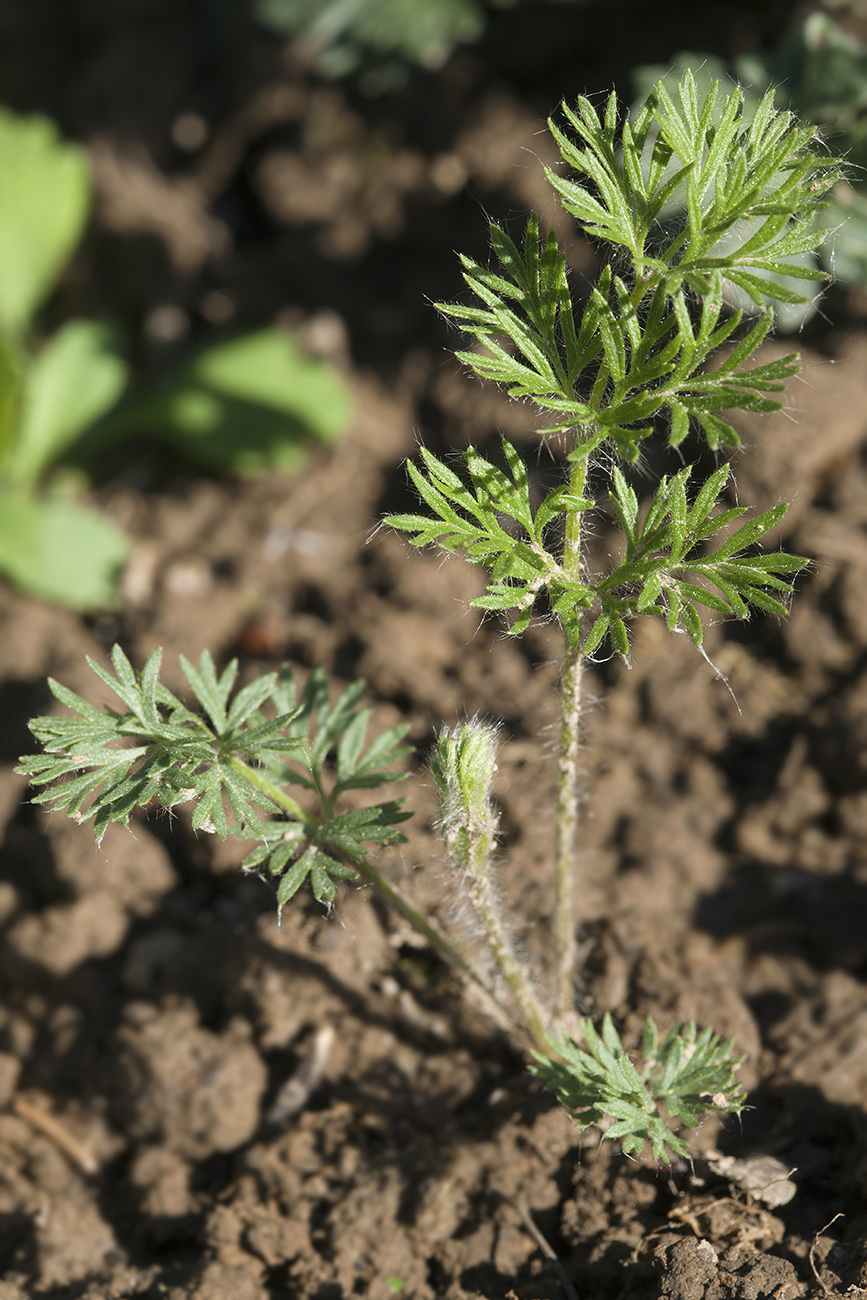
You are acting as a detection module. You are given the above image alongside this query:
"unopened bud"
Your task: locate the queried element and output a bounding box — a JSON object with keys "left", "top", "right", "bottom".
{"left": 431, "top": 721, "right": 499, "bottom": 855}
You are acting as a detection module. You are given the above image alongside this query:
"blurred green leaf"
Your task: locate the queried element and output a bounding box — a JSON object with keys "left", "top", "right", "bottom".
{"left": 0, "top": 488, "right": 129, "bottom": 609}
{"left": 738, "top": 11, "right": 867, "bottom": 157}
{"left": 0, "top": 110, "right": 90, "bottom": 336}
{"left": 95, "top": 329, "right": 351, "bottom": 475}
{"left": 7, "top": 320, "right": 128, "bottom": 489}
{"left": 0, "top": 335, "right": 21, "bottom": 472}
{"left": 819, "top": 185, "right": 867, "bottom": 282}
{"left": 255, "top": 0, "right": 484, "bottom": 79}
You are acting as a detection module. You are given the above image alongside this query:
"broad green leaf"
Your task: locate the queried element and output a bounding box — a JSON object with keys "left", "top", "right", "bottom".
{"left": 89, "top": 329, "right": 351, "bottom": 475}
{"left": 9, "top": 320, "right": 128, "bottom": 488}
{"left": 0, "top": 487, "right": 128, "bottom": 609}
{"left": 0, "top": 110, "right": 90, "bottom": 335}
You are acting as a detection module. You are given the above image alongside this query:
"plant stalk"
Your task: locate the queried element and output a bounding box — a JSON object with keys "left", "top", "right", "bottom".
{"left": 229, "top": 755, "right": 311, "bottom": 824}
{"left": 231, "top": 756, "right": 549, "bottom": 1052}
{"left": 553, "top": 449, "right": 589, "bottom": 1020}
{"left": 460, "top": 822, "right": 553, "bottom": 1054}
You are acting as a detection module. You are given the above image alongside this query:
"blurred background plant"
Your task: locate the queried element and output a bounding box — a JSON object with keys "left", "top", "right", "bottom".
{"left": 0, "top": 108, "right": 351, "bottom": 611}
{"left": 252, "top": 0, "right": 601, "bottom": 90}
{"left": 254, "top": 0, "right": 497, "bottom": 89}
{"left": 632, "top": 6, "right": 867, "bottom": 326}
{"left": 0, "top": 109, "right": 130, "bottom": 609}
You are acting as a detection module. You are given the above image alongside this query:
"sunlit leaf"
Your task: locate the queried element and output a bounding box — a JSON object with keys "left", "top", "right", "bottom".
{"left": 0, "top": 487, "right": 128, "bottom": 609}
{"left": 0, "top": 110, "right": 90, "bottom": 335}
{"left": 9, "top": 321, "right": 127, "bottom": 488}
{"left": 89, "top": 329, "right": 352, "bottom": 475}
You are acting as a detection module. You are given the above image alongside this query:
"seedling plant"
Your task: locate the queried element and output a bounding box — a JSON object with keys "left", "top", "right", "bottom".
{"left": 18, "top": 73, "right": 838, "bottom": 1162}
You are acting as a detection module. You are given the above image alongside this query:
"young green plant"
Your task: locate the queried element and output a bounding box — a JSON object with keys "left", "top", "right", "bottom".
{"left": 17, "top": 72, "right": 837, "bottom": 1161}
{"left": 0, "top": 108, "right": 351, "bottom": 610}
{"left": 388, "top": 69, "right": 835, "bottom": 1015}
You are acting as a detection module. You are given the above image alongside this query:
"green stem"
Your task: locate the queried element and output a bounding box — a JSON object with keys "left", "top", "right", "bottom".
{"left": 553, "top": 448, "right": 589, "bottom": 1020}
{"left": 230, "top": 757, "right": 541, "bottom": 1049}
{"left": 229, "top": 755, "right": 311, "bottom": 824}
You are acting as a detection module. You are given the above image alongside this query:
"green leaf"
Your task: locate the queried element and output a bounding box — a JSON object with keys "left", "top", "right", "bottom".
{"left": 389, "top": 442, "right": 566, "bottom": 633}
{"left": 0, "top": 335, "right": 22, "bottom": 474}
{"left": 226, "top": 674, "right": 279, "bottom": 731}
{"left": 637, "top": 570, "right": 663, "bottom": 610}
{"left": 336, "top": 722, "right": 412, "bottom": 792}
{"left": 668, "top": 399, "right": 690, "bottom": 448}
{"left": 180, "top": 650, "right": 237, "bottom": 734}
{"left": 712, "top": 502, "right": 789, "bottom": 558}
{"left": 8, "top": 320, "right": 128, "bottom": 488}
{"left": 253, "top": 0, "right": 484, "bottom": 79}
{"left": 336, "top": 708, "right": 371, "bottom": 782}
{"left": 312, "top": 679, "right": 366, "bottom": 764}
{"left": 20, "top": 648, "right": 408, "bottom": 875}
{"left": 276, "top": 847, "right": 319, "bottom": 907}
{"left": 685, "top": 463, "right": 731, "bottom": 533}
{"left": 531, "top": 1013, "right": 743, "bottom": 1164}
{"left": 320, "top": 801, "right": 412, "bottom": 852}
{"left": 0, "top": 109, "right": 90, "bottom": 335}
{"left": 88, "top": 329, "right": 351, "bottom": 475}
{"left": 680, "top": 598, "right": 703, "bottom": 644}
{"left": 609, "top": 467, "right": 639, "bottom": 547}
{"left": 694, "top": 411, "right": 740, "bottom": 450}
{"left": 0, "top": 487, "right": 129, "bottom": 610}
{"left": 610, "top": 613, "right": 630, "bottom": 658}
{"left": 138, "top": 647, "right": 165, "bottom": 730}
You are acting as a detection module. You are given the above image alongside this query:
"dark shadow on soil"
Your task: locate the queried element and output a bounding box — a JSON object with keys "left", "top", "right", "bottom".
{"left": 716, "top": 1082, "right": 867, "bottom": 1245}
{"left": 696, "top": 860, "right": 867, "bottom": 981}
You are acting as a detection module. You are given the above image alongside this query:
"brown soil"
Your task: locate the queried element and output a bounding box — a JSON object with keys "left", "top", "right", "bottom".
{"left": 3, "top": 3, "right": 867, "bottom": 1298}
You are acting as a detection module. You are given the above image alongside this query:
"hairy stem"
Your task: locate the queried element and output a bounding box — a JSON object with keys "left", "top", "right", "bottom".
{"left": 460, "top": 821, "right": 553, "bottom": 1053}
{"left": 230, "top": 757, "right": 547, "bottom": 1052}
{"left": 553, "top": 449, "right": 588, "bottom": 1020}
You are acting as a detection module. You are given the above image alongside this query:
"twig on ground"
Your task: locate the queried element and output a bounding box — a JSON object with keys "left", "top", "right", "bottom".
{"left": 13, "top": 1096, "right": 99, "bottom": 1175}
{"left": 809, "top": 1212, "right": 844, "bottom": 1295}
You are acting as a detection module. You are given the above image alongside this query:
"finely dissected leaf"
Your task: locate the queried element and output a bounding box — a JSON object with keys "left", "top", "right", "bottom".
{"left": 432, "top": 72, "right": 836, "bottom": 465}
{"left": 19, "top": 647, "right": 281, "bottom": 841}
{"left": 18, "top": 648, "right": 412, "bottom": 905}
{"left": 531, "top": 1012, "right": 744, "bottom": 1163}
{"left": 387, "top": 441, "right": 592, "bottom": 635}
{"left": 577, "top": 465, "right": 809, "bottom": 655}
